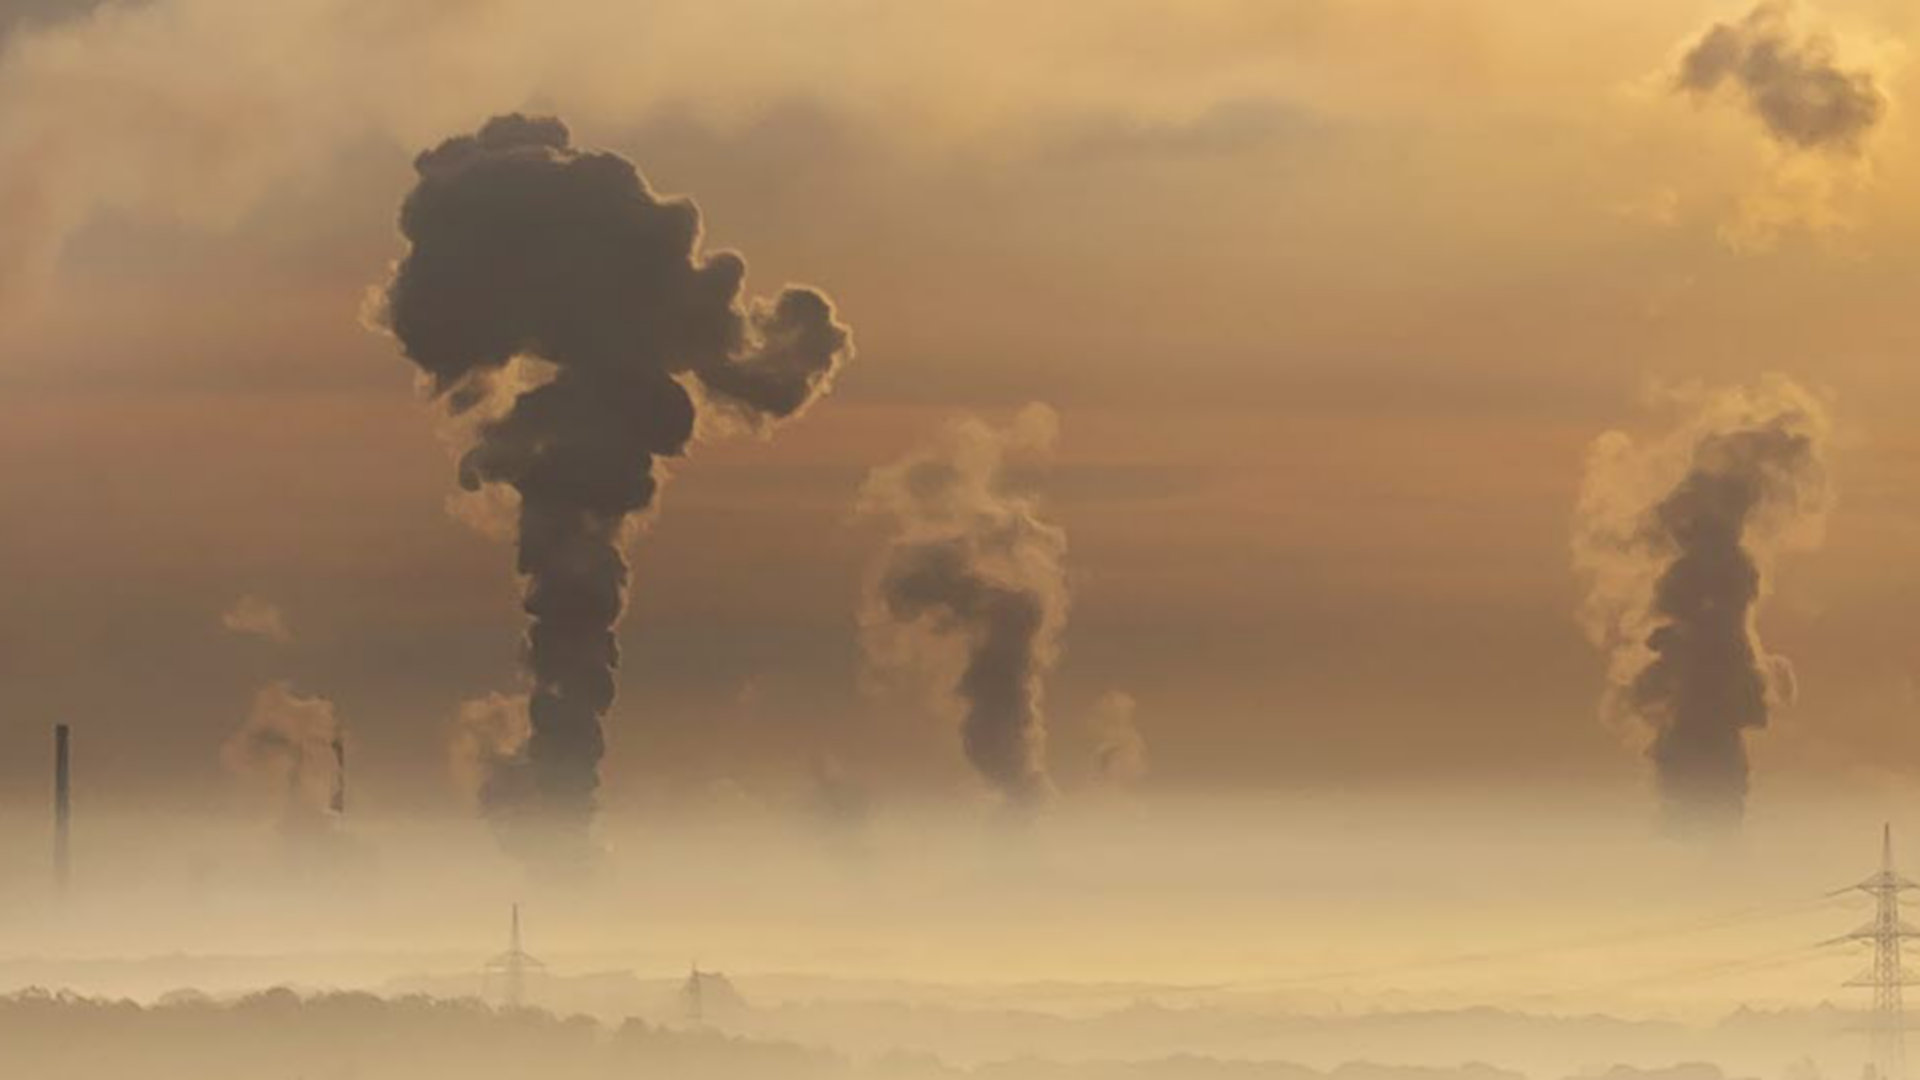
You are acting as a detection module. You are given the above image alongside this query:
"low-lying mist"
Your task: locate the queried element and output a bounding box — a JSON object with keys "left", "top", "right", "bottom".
{"left": 0, "top": 791, "right": 1901, "bottom": 1018}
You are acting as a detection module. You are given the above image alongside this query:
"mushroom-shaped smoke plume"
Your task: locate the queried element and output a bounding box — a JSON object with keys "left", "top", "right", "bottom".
{"left": 374, "top": 114, "right": 853, "bottom": 860}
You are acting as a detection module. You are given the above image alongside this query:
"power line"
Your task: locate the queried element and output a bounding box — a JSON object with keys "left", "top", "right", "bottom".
{"left": 1834, "top": 824, "right": 1917, "bottom": 1080}
{"left": 1518, "top": 942, "right": 1838, "bottom": 1003}
{"left": 1214, "top": 892, "right": 1846, "bottom": 994}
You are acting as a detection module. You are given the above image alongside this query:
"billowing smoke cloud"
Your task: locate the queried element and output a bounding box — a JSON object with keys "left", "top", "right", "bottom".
{"left": 859, "top": 405, "right": 1067, "bottom": 810}
{"left": 1573, "top": 378, "right": 1832, "bottom": 835}
{"left": 1675, "top": 2, "right": 1885, "bottom": 154}
{"left": 1088, "top": 690, "right": 1149, "bottom": 786}
{"left": 377, "top": 115, "right": 852, "bottom": 857}
{"left": 223, "top": 681, "right": 344, "bottom": 832}
{"left": 220, "top": 594, "right": 292, "bottom": 644}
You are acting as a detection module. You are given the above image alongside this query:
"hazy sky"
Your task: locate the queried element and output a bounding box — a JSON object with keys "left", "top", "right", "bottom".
{"left": 2, "top": 0, "right": 1919, "bottom": 825}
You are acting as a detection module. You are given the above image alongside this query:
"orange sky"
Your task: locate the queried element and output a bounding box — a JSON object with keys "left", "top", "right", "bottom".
{"left": 0, "top": 0, "right": 1919, "bottom": 822}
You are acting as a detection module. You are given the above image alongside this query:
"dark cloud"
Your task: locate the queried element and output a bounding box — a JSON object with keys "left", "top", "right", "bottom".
{"left": 378, "top": 114, "right": 852, "bottom": 862}
{"left": 1574, "top": 381, "right": 1831, "bottom": 836}
{"left": 860, "top": 406, "right": 1067, "bottom": 810}
{"left": 1675, "top": 1, "right": 1885, "bottom": 153}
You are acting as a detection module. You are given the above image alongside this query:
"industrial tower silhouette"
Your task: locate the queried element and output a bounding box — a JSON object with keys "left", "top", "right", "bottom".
{"left": 1841, "top": 824, "right": 1916, "bottom": 1080}
{"left": 52, "top": 724, "right": 70, "bottom": 895}
{"left": 483, "top": 903, "right": 546, "bottom": 1009}
{"left": 682, "top": 963, "right": 706, "bottom": 1025}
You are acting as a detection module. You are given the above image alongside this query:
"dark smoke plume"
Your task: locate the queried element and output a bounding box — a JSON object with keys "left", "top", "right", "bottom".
{"left": 376, "top": 114, "right": 852, "bottom": 857}
{"left": 860, "top": 405, "right": 1067, "bottom": 810}
{"left": 1574, "top": 379, "right": 1831, "bottom": 836}
{"left": 1675, "top": 2, "right": 1885, "bottom": 154}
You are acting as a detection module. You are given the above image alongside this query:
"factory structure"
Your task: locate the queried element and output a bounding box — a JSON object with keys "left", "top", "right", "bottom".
{"left": 330, "top": 733, "right": 347, "bottom": 817}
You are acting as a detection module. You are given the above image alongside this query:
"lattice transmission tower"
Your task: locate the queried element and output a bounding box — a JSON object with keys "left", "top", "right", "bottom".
{"left": 1839, "top": 825, "right": 1918, "bottom": 1080}
{"left": 483, "top": 902, "right": 546, "bottom": 1009}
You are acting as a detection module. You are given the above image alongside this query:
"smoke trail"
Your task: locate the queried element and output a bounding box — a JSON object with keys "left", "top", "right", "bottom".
{"left": 376, "top": 115, "right": 851, "bottom": 857}
{"left": 1088, "top": 690, "right": 1149, "bottom": 787}
{"left": 223, "top": 681, "right": 343, "bottom": 833}
{"left": 1573, "top": 378, "right": 1832, "bottom": 835}
{"left": 859, "top": 405, "right": 1067, "bottom": 809}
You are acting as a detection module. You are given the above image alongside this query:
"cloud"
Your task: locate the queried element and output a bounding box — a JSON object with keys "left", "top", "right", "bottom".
{"left": 220, "top": 593, "right": 292, "bottom": 644}
{"left": 1046, "top": 97, "right": 1319, "bottom": 164}
{"left": 1674, "top": 2, "right": 1886, "bottom": 154}
{"left": 0, "top": 0, "right": 579, "bottom": 310}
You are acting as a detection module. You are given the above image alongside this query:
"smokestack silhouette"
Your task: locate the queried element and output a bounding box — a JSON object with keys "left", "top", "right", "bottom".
{"left": 859, "top": 405, "right": 1067, "bottom": 810}
{"left": 53, "top": 723, "right": 69, "bottom": 893}
{"left": 376, "top": 114, "right": 852, "bottom": 858}
{"left": 330, "top": 733, "right": 346, "bottom": 817}
{"left": 1574, "top": 378, "right": 1832, "bottom": 835}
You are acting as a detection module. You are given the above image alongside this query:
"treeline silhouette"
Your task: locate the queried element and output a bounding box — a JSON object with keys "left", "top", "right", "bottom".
{"left": 0, "top": 986, "right": 837, "bottom": 1080}
{"left": 0, "top": 987, "right": 1764, "bottom": 1080}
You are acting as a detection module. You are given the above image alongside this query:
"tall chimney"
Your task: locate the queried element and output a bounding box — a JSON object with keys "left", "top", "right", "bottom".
{"left": 330, "top": 733, "right": 346, "bottom": 816}
{"left": 53, "top": 723, "right": 70, "bottom": 893}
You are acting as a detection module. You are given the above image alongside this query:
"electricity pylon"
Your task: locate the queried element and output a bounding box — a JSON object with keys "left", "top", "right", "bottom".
{"left": 484, "top": 903, "right": 546, "bottom": 1009}
{"left": 1838, "top": 825, "right": 1919, "bottom": 1080}
{"left": 682, "top": 962, "right": 706, "bottom": 1025}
